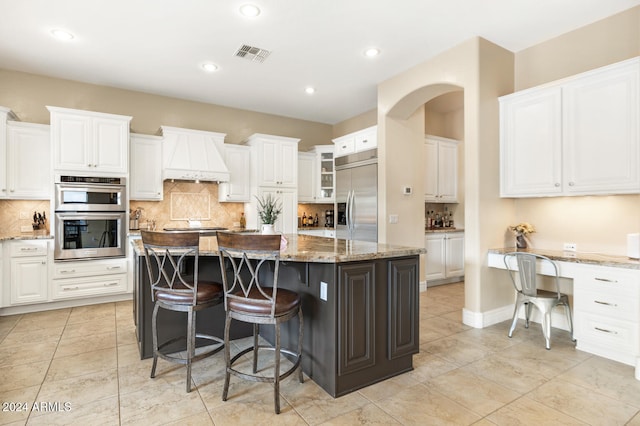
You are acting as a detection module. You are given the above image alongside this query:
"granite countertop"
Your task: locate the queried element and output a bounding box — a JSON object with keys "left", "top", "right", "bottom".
{"left": 0, "top": 231, "right": 53, "bottom": 241}
{"left": 488, "top": 247, "right": 640, "bottom": 270}
{"left": 133, "top": 233, "right": 425, "bottom": 263}
{"left": 425, "top": 227, "right": 464, "bottom": 233}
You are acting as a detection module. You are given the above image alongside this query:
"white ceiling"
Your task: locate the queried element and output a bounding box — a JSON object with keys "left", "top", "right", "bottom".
{"left": 2, "top": 0, "right": 638, "bottom": 124}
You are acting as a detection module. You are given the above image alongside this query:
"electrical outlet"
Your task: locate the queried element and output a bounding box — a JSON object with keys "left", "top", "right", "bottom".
{"left": 320, "top": 281, "right": 328, "bottom": 301}
{"left": 19, "top": 211, "right": 29, "bottom": 220}
{"left": 563, "top": 243, "right": 577, "bottom": 252}
{"left": 389, "top": 214, "right": 398, "bottom": 224}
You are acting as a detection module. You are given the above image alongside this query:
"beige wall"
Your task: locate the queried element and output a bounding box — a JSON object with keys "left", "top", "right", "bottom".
{"left": 332, "top": 109, "right": 377, "bottom": 139}
{"left": 512, "top": 6, "right": 640, "bottom": 256}
{"left": 0, "top": 69, "right": 332, "bottom": 151}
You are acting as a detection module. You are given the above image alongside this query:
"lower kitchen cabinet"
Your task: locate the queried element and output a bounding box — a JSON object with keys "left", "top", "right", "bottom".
{"left": 51, "top": 257, "right": 128, "bottom": 300}
{"left": 425, "top": 231, "right": 464, "bottom": 283}
{"left": 574, "top": 265, "right": 640, "bottom": 367}
{"left": 7, "top": 240, "right": 49, "bottom": 305}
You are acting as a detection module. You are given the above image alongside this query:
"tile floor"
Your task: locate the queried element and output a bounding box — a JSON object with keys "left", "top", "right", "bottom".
{"left": 2, "top": 282, "right": 640, "bottom": 425}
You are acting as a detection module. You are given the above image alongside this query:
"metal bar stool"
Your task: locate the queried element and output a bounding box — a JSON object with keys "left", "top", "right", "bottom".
{"left": 216, "top": 231, "right": 303, "bottom": 414}
{"left": 141, "top": 230, "right": 224, "bottom": 392}
{"left": 503, "top": 251, "right": 575, "bottom": 349}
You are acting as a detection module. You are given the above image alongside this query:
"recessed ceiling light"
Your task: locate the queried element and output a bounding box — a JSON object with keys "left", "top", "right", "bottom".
{"left": 202, "top": 63, "right": 219, "bottom": 72}
{"left": 305, "top": 87, "right": 315, "bottom": 95}
{"left": 239, "top": 4, "right": 261, "bottom": 17}
{"left": 364, "top": 47, "right": 380, "bottom": 58}
{"left": 51, "top": 29, "right": 74, "bottom": 41}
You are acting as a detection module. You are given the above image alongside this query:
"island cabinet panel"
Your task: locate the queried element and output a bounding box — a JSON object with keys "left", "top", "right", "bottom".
{"left": 388, "top": 258, "right": 419, "bottom": 359}
{"left": 338, "top": 263, "right": 376, "bottom": 375}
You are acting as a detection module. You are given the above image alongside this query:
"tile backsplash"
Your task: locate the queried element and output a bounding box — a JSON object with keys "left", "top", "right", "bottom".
{"left": 132, "top": 180, "right": 243, "bottom": 230}
{"left": 0, "top": 199, "right": 51, "bottom": 235}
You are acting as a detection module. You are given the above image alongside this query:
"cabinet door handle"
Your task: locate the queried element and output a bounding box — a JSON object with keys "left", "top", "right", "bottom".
{"left": 595, "top": 277, "right": 618, "bottom": 283}
{"left": 20, "top": 247, "right": 39, "bottom": 251}
{"left": 594, "top": 327, "right": 617, "bottom": 334}
{"left": 41, "top": 261, "right": 46, "bottom": 265}
{"left": 362, "top": 139, "right": 368, "bottom": 143}
{"left": 594, "top": 300, "right": 617, "bottom": 307}
{"left": 60, "top": 269, "right": 76, "bottom": 274}
{"left": 568, "top": 182, "right": 575, "bottom": 186}
{"left": 63, "top": 286, "right": 80, "bottom": 291}
{"left": 106, "top": 266, "right": 121, "bottom": 270}
{"left": 104, "top": 282, "right": 118, "bottom": 287}
{"left": 554, "top": 183, "right": 560, "bottom": 187}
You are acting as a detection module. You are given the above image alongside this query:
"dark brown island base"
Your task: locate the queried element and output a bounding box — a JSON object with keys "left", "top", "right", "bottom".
{"left": 131, "top": 233, "right": 425, "bottom": 398}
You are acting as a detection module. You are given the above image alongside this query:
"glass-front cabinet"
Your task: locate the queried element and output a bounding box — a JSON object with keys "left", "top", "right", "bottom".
{"left": 313, "top": 145, "right": 334, "bottom": 202}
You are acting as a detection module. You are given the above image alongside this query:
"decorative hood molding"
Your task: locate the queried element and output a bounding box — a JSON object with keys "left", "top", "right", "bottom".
{"left": 161, "top": 126, "right": 230, "bottom": 182}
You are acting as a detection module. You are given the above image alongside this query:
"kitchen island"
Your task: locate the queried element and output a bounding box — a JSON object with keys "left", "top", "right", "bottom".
{"left": 132, "top": 233, "right": 425, "bottom": 397}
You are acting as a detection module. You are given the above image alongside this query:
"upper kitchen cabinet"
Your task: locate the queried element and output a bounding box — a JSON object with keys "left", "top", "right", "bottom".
{"left": 500, "top": 57, "right": 640, "bottom": 197}
{"left": 298, "top": 151, "right": 316, "bottom": 203}
{"left": 130, "top": 133, "right": 163, "bottom": 200}
{"left": 424, "top": 135, "right": 458, "bottom": 203}
{"left": 219, "top": 144, "right": 251, "bottom": 202}
{"left": 245, "top": 133, "right": 299, "bottom": 187}
{"left": 332, "top": 126, "right": 377, "bottom": 158}
{"left": 161, "top": 126, "right": 230, "bottom": 182}
{"left": 4, "top": 122, "right": 51, "bottom": 199}
{"left": 48, "top": 106, "right": 132, "bottom": 175}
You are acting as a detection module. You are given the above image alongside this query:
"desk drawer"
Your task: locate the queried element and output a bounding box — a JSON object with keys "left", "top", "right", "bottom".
{"left": 576, "top": 312, "right": 638, "bottom": 354}
{"left": 575, "top": 289, "right": 639, "bottom": 321}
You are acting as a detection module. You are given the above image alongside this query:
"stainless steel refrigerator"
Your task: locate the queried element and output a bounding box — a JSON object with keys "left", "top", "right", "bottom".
{"left": 335, "top": 149, "right": 377, "bottom": 242}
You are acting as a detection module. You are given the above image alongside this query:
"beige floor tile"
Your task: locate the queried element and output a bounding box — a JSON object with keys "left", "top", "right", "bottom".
{"left": 54, "top": 331, "right": 116, "bottom": 358}
{"left": 0, "top": 315, "right": 21, "bottom": 335}
{"left": 495, "top": 340, "right": 587, "bottom": 380}
{"left": 117, "top": 357, "right": 185, "bottom": 396}
{"left": 419, "top": 319, "right": 448, "bottom": 342}
{"left": 426, "top": 368, "right": 520, "bottom": 417}
{"left": 0, "top": 325, "right": 64, "bottom": 347}
{"left": 406, "top": 350, "right": 460, "bottom": 383}
{"left": 119, "top": 384, "right": 208, "bottom": 425}
{"left": 37, "top": 369, "right": 118, "bottom": 408}
{"left": 528, "top": 378, "right": 639, "bottom": 425}
{"left": 627, "top": 412, "right": 640, "bottom": 425}
{"left": 357, "top": 373, "right": 420, "bottom": 402}
{"left": 59, "top": 317, "right": 116, "bottom": 340}
{"left": 486, "top": 396, "right": 585, "bottom": 425}
{"left": 377, "top": 383, "right": 482, "bottom": 425}
{"left": 67, "top": 303, "right": 115, "bottom": 325}
{"left": 46, "top": 348, "right": 117, "bottom": 382}
{"left": 116, "top": 342, "right": 145, "bottom": 368}
{"left": 422, "top": 335, "right": 491, "bottom": 366}
{"left": 461, "top": 354, "right": 548, "bottom": 395}
{"left": 319, "top": 403, "right": 401, "bottom": 425}
{"left": 115, "top": 300, "right": 133, "bottom": 320}
{"left": 0, "top": 360, "right": 50, "bottom": 393}
{"left": 557, "top": 356, "right": 640, "bottom": 408}
{"left": 0, "top": 385, "right": 40, "bottom": 424}
{"left": 27, "top": 395, "right": 120, "bottom": 426}
{"left": 11, "top": 309, "right": 70, "bottom": 332}
{"left": 162, "top": 411, "right": 215, "bottom": 426}
{"left": 0, "top": 340, "right": 59, "bottom": 367}
{"left": 209, "top": 388, "right": 305, "bottom": 424}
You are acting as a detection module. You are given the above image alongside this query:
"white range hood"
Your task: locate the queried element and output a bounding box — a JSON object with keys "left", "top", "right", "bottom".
{"left": 161, "top": 126, "right": 230, "bottom": 182}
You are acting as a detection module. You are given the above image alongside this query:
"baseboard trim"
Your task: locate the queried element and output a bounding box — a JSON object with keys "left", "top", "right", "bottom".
{"left": 463, "top": 303, "right": 572, "bottom": 331}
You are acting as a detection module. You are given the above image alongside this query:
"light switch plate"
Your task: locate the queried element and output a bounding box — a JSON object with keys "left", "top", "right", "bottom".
{"left": 389, "top": 214, "right": 398, "bottom": 224}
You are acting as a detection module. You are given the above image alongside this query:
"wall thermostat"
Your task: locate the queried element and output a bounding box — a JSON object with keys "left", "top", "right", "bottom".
{"left": 402, "top": 186, "right": 412, "bottom": 195}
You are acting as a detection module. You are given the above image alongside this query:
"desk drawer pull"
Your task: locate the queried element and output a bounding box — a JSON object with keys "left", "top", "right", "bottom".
{"left": 63, "top": 286, "right": 80, "bottom": 291}
{"left": 59, "top": 269, "right": 76, "bottom": 274}
{"left": 594, "top": 300, "right": 617, "bottom": 307}
{"left": 594, "top": 327, "right": 617, "bottom": 334}
{"left": 595, "top": 277, "right": 618, "bottom": 283}
{"left": 106, "top": 266, "right": 121, "bottom": 270}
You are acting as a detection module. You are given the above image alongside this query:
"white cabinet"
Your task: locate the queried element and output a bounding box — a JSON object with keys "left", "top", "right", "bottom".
{"left": 51, "top": 257, "right": 128, "bottom": 300}
{"left": 48, "top": 106, "right": 132, "bottom": 175}
{"left": 574, "top": 265, "right": 640, "bottom": 367}
{"left": 8, "top": 240, "right": 49, "bottom": 305}
{"left": 257, "top": 187, "right": 297, "bottom": 234}
{"left": 425, "top": 232, "right": 464, "bottom": 282}
{"left": 298, "top": 145, "right": 335, "bottom": 203}
{"left": 500, "top": 57, "right": 640, "bottom": 197}
{"left": 246, "top": 133, "right": 299, "bottom": 187}
{"left": 424, "top": 135, "right": 458, "bottom": 203}
{"left": 244, "top": 133, "right": 300, "bottom": 233}
{"left": 332, "top": 126, "right": 377, "bottom": 158}
{"left": 2, "top": 122, "right": 51, "bottom": 199}
{"left": 298, "top": 229, "right": 335, "bottom": 238}
{"left": 130, "top": 133, "right": 163, "bottom": 200}
{"left": 219, "top": 144, "right": 251, "bottom": 202}
{"left": 297, "top": 152, "right": 316, "bottom": 203}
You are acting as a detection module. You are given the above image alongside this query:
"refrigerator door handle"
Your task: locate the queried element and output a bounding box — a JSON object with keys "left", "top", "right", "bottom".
{"left": 346, "top": 190, "right": 353, "bottom": 236}
{"left": 349, "top": 191, "right": 356, "bottom": 234}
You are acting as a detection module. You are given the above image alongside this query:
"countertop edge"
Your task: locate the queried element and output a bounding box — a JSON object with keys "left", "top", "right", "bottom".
{"left": 488, "top": 247, "right": 640, "bottom": 270}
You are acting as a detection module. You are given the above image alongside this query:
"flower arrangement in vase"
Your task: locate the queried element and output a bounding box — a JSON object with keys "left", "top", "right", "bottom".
{"left": 509, "top": 222, "right": 535, "bottom": 249}
{"left": 255, "top": 193, "right": 282, "bottom": 234}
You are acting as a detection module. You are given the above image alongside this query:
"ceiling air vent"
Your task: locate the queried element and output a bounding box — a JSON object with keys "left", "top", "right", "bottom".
{"left": 234, "top": 44, "right": 271, "bottom": 63}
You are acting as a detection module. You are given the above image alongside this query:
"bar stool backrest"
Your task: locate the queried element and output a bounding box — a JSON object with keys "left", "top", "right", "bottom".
{"left": 141, "top": 231, "right": 200, "bottom": 304}
{"left": 216, "top": 232, "right": 282, "bottom": 318}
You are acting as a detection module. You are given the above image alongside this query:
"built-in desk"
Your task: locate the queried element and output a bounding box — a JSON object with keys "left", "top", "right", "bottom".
{"left": 488, "top": 248, "right": 640, "bottom": 380}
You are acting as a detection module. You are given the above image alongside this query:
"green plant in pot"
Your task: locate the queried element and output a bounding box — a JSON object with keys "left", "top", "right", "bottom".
{"left": 256, "top": 193, "right": 282, "bottom": 234}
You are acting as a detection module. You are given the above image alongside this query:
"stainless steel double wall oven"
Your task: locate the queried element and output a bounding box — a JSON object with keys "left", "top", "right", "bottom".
{"left": 54, "top": 175, "right": 127, "bottom": 261}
